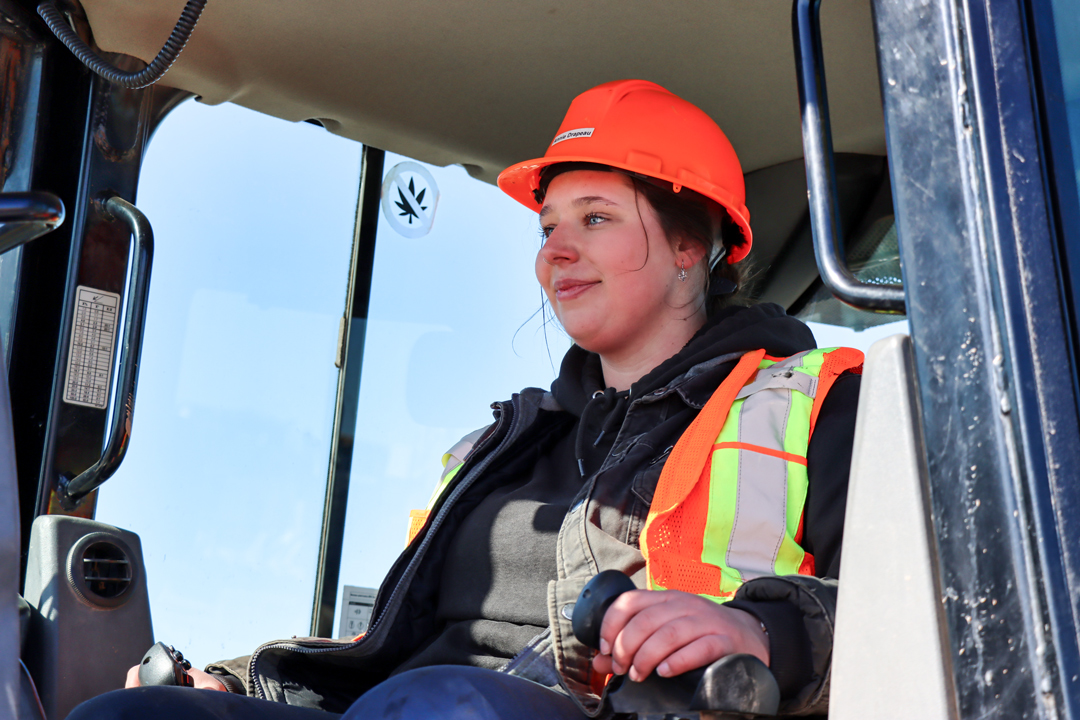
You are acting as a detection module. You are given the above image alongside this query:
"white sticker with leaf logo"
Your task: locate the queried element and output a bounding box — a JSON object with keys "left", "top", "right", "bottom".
{"left": 381, "top": 161, "right": 440, "bottom": 238}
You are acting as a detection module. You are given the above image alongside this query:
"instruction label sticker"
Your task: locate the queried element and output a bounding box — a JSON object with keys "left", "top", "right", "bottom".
{"left": 381, "top": 161, "right": 439, "bottom": 239}
{"left": 63, "top": 286, "right": 120, "bottom": 409}
{"left": 338, "top": 585, "right": 377, "bottom": 639}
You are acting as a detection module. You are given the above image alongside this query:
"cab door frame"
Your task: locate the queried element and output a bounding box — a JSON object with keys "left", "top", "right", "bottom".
{"left": 872, "top": 0, "right": 1080, "bottom": 714}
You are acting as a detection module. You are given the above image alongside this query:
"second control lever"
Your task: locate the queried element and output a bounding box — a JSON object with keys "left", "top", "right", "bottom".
{"left": 137, "top": 642, "right": 194, "bottom": 687}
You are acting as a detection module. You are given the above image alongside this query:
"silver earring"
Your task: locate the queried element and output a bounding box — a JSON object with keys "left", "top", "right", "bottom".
{"left": 677, "top": 260, "right": 688, "bottom": 282}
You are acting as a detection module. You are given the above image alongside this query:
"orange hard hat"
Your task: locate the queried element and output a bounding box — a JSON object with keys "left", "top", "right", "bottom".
{"left": 498, "top": 79, "right": 752, "bottom": 263}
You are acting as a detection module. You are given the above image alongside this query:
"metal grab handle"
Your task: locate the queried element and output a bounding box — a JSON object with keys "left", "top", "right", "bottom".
{"left": 58, "top": 196, "right": 154, "bottom": 508}
{"left": 792, "top": 0, "right": 906, "bottom": 313}
{"left": 0, "top": 192, "right": 65, "bottom": 252}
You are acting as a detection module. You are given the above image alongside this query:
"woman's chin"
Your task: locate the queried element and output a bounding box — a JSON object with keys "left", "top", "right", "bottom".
{"left": 563, "top": 331, "right": 612, "bottom": 356}
{"left": 556, "top": 313, "right": 625, "bottom": 356}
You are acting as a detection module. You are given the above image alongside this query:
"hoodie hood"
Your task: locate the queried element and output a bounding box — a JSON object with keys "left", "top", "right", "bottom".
{"left": 551, "top": 303, "right": 817, "bottom": 414}
{"left": 550, "top": 303, "right": 817, "bottom": 477}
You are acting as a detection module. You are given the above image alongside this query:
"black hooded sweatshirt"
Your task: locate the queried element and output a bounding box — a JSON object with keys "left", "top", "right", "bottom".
{"left": 395, "top": 304, "right": 860, "bottom": 701}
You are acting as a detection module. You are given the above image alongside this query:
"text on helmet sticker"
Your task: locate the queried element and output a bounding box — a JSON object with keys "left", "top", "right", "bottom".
{"left": 551, "top": 127, "right": 595, "bottom": 145}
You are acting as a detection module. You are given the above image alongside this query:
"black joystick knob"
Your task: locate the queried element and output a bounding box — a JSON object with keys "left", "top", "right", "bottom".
{"left": 571, "top": 569, "right": 637, "bottom": 649}
{"left": 138, "top": 642, "right": 194, "bottom": 687}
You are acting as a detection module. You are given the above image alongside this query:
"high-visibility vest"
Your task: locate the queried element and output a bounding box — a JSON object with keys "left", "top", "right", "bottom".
{"left": 641, "top": 347, "right": 863, "bottom": 601}
{"left": 408, "top": 346, "right": 863, "bottom": 584}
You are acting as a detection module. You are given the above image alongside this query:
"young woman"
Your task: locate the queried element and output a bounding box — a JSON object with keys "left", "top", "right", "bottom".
{"left": 73, "top": 79, "right": 859, "bottom": 720}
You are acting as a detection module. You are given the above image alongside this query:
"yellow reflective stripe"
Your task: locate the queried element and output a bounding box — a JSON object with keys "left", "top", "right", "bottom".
{"left": 426, "top": 462, "right": 462, "bottom": 511}
{"left": 793, "top": 347, "right": 827, "bottom": 377}
{"left": 773, "top": 462, "right": 809, "bottom": 575}
{"left": 783, "top": 389, "right": 813, "bottom": 530}
{"left": 717, "top": 397, "right": 743, "bottom": 445}
{"left": 773, "top": 353, "right": 813, "bottom": 576}
{"left": 701, "top": 399, "right": 743, "bottom": 590}
{"left": 775, "top": 353, "right": 815, "bottom": 576}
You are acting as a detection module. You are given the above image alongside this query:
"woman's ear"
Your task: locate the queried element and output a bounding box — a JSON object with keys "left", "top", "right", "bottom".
{"left": 675, "top": 239, "right": 709, "bottom": 268}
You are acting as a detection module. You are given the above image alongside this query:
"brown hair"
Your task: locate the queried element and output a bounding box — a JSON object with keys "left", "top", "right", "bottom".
{"left": 537, "top": 163, "right": 750, "bottom": 316}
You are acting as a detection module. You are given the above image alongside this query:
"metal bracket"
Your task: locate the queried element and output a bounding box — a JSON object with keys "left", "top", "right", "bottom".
{"left": 57, "top": 196, "right": 153, "bottom": 509}
{"left": 792, "top": 0, "right": 906, "bottom": 313}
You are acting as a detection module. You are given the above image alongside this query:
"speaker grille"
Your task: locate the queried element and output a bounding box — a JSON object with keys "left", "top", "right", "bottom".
{"left": 81, "top": 541, "right": 131, "bottom": 600}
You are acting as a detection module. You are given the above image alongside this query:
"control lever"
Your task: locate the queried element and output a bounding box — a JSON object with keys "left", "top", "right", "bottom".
{"left": 571, "top": 570, "right": 780, "bottom": 717}
{"left": 137, "top": 642, "right": 194, "bottom": 687}
{"left": 571, "top": 569, "right": 636, "bottom": 649}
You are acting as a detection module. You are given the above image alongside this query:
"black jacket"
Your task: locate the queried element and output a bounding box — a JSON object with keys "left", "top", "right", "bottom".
{"left": 209, "top": 303, "right": 859, "bottom": 717}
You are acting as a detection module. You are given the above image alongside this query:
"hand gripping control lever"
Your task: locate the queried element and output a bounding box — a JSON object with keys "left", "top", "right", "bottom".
{"left": 571, "top": 570, "right": 780, "bottom": 718}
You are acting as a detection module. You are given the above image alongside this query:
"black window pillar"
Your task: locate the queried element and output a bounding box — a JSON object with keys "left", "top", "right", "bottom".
{"left": 311, "top": 146, "right": 384, "bottom": 638}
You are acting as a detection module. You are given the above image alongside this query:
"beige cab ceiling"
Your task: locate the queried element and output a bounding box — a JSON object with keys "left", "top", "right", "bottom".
{"left": 80, "top": 0, "right": 885, "bottom": 184}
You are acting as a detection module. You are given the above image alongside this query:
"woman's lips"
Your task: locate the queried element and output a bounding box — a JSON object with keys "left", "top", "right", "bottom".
{"left": 554, "top": 279, "right": 599, "bottom": 300}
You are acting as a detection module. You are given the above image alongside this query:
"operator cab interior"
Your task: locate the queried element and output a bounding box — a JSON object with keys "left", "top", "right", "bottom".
{"left": 7, "top": 0, "right": 917, "bottom": 717}
{"left": 10, "top": 0, "right": 1079, "bottom": 715}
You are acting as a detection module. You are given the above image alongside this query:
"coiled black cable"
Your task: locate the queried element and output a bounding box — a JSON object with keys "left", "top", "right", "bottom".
{"left": 37, "top": 0, "right": 207, "bottom": 89}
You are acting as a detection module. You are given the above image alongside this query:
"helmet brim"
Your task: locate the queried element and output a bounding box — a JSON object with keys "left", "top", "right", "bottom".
{"left": 497, "top": 155, "right": 753, "bottom": 264}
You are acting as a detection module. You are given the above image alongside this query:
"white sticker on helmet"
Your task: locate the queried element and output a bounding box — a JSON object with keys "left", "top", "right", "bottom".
{"left": 551, "top": 127, "right": 595, "bottom": 145}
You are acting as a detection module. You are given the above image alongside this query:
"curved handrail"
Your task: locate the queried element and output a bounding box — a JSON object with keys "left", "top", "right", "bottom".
{"left": 792, "top": 0, "right": 906, "bottom": 313}
{"left": 0, "top": 192, "right": 65, "bottom": 253}
{"left": 58, "top": 197, "right": 153, "bottom": 509}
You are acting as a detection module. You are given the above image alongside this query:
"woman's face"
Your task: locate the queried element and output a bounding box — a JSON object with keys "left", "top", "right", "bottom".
{"left": 536, "top": 170, "right": 705, "bottom": 360}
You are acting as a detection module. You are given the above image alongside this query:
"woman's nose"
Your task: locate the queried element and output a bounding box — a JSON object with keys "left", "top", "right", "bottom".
{"left": 539, "top": 226, "right": 578, "bottom": 265}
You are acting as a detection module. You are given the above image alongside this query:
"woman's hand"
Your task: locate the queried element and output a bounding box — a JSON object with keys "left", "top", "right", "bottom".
{"left": 124, "top": 664, "right": 227, "bottom": 691}
{"left": 591, "top": 589, "right": 769, "bottom": 682}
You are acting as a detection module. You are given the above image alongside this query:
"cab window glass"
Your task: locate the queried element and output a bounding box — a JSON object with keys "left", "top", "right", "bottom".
{"left": 94, "top": 101, "right": 361, "bottom": 663}
{"left": 0, "top": 247, "right": 21, "bottom": 367}
{"left": 334, "top": 153, "right": 571, "bottom": 627}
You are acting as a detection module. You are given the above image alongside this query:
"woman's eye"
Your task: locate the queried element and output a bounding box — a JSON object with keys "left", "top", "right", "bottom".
{"left": 539, "top": 225, "right": 554, "bottom": 241}
{"left": 585, "top": 213, "right": 606, "bottom": 226}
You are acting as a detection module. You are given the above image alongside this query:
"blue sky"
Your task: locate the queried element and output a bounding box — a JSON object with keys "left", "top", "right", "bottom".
{"left": 94, "top": 98, "right": 906, "bottom": 669}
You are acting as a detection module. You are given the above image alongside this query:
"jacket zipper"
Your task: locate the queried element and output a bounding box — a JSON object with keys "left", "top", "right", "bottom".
{"left": 249, "top": 400, "right": 520, "bottom": 700}
{"left": 248, "top": 638, "right": 362, "bottom": 700}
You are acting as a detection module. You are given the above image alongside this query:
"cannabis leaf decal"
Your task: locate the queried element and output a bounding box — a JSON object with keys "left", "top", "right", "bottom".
{"left": 394, "top": 177, "right": 429, "bottom": 224}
